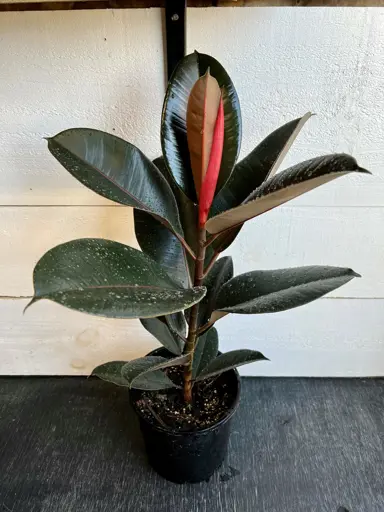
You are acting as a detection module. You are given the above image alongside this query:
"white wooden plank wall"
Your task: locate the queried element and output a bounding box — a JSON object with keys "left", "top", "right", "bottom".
{"left": 1, "top": 8, "right": 383, "bottom": 376}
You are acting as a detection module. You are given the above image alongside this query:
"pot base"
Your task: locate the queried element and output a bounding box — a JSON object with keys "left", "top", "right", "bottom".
{"left": 130, "top": 348, "right": 241, "bottom": 484}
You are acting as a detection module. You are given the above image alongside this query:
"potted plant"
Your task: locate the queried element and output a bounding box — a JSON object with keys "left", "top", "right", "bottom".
{"left": 27, "top": 52, "right": 368, "bottom": 484}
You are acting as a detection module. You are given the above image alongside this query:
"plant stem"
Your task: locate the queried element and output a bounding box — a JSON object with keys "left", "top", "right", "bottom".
{"left": 202, "top": 251, "right": 219, "bottom": 279}
{"left": 183, "top": 227, "right": 206, "bottom": 403}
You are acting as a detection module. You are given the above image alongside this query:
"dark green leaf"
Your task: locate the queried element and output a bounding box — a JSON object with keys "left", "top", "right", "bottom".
{"left": 140, "top": 317, "right": 183, "bottom": 355}
{"left": 134, "top": 157, "right": 196, "bottom": 288}
{"left": 192, "top": 328, "right": 219, "bottom": 379}
{"left": 196, "top": 349, "right": 267, "bottom": 381}
{"left": 207, "top": 154, "right": 370, "bottom": 234}
{"left": 215, "top": 266, "right": 360, "bottom": 315}
{"left": 134, "top": 210, "right": 190, "bottom": 288}
{"left": 164, "top": 312, "right": 187, "bottom": 338}
{"left": 122, "top": 356, "right": 175, "bottom": 390}
{"left": 91, "top": 361, "right": 129, "bottom": 387}
{"left": 122, "top": 355, "right": 188, "bottom": 390}
{"left": 198, "top": 257, "right": 233, "bottom": 326}
{"left": 210, "top": 226, "right": 242, "bottom": 255}
{"left": 211, "top": 113, "right": 312, "bottom": 216}
{"left": 27, "top": 238, "right": 206, "bottom": 318}
{"left": 161, "top": 52, "right": 241, "bottom": 200}
{"left": 47, "top": 129, "right": 183, "bottom": 238}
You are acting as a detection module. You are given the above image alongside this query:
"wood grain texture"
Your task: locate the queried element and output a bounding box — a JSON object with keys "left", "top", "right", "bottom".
{"left": 0, "top": 9, "right": 381, "bottom": 207}
{"left": 0, "top": 377, "right": 383, "bottom": 511}
{"left": 0, "top": 205, "right": 380, "bottom": 297}
{"left": 0, "top": 8, "right": 383, "bottom": 377}
{"left": 0, "top": 0, "right": 383, "bottom": 8}
{"left": 2, "top": 298, "right": 384, "bottom": 376}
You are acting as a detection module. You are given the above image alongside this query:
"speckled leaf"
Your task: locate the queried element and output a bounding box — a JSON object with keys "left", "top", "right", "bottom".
{"left": 91, "top": 361, "right": 129, "bottom": 387}
{"left": 27, "top": 238, "right": 206, "bottom": 318}
{"left": 215, "top": 266, "right": 360, "bottom": 315}
{"left": 164, "top": 312, "right": 187, "bottom": 338}
{"left": 140, "top": 317, "right": 184, "bottom": 355}
{"left": 122, "top": 355, "right": 188, "bottom": 390}
{"left": 206, "top": 154, "right": 370, "bottom": 234}
{"left": 161, "top": 52, "right": 241, "bottom": 200}
{"left": 134, "top": 157, "right": 196, "bottom": 287}
{"left": 196, "top": 349, "right": 268, "bottom": 381}
{"left": 192, "top": 328, "right": 219, "bottom": 379}
{"left": 198, "top": 256, "right": 234, "bottom": 326}
{"left": 211, "top": 113, "right": 312, "bottom": 216}
{"left": 47, "top": 129, "right": 183, "bottom": 238}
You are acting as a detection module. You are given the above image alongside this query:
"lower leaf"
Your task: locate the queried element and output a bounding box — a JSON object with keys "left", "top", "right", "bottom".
{"left": 196, "top": 349, "right": 268, "bottom": 381}
{"left": 122, "top": 355, "right": 188, "bottom": 390}
{"left": 91, "top": 361, "right": 129, "bottom": 387}
{"left": 140, "top": 317, "right": 184, "bottom": 355}
{"left": 192, "top": 328, "right": 219, "bottom": 379}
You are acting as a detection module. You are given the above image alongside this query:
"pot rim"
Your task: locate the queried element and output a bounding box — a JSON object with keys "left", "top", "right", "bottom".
{"left": 130, "top": 349, "right": 241, "bottom": 437}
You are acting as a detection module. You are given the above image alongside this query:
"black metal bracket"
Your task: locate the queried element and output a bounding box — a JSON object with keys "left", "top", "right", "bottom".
{"left": 165, "top": 0, "right": 186, "bottom": 81}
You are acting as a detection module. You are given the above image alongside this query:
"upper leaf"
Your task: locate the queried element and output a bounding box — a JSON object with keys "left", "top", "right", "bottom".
{"left": 211, "top": 113, "right": 312, "bottom": 216}
{"left": 199, "top": 96, "right": 225, "bottom": 227}
{"left": 187, "top": 70, "right": 222, "bottom": 197}
{"left": 215, "top": 266, "right": 359, "bottom": 315}
{"left": 121, "top": 355, "right": 188, "bottom": 390}
{"left": 196, "top": 349, "right": 268, "bottom": 381}
{"left": 206, "top": 154, "right": 369, "bottom": 234}
{"left": 27, "top": 238, "right": 206, "bottom": 319}
{"left": 192, "top": 328, "right": 219, "bottom": 379}
{"left": 140, "top": 317, "right": 184, "bottom": 355}
{"left": 48, "top": 129, "right": 183, "bottom": 238}
{"left": 161, "top": 52, "right": 241, "bottom": 201}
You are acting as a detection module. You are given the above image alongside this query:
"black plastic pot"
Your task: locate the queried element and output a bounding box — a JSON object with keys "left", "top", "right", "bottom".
{"left": 130, "top": 348, "right": 241, "bottom": 484}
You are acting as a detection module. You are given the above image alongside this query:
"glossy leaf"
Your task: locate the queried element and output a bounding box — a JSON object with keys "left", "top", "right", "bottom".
{"left": 211, "top": 113, "right": 312, "bottom": 216}
{"left": 199, "top": 97, "right": 225, "bottom": 227}
{"left": 196, "top": 349, "right": 268, "bottom": 381}
{"left": 122, "top": 355, "right": 188, "bottom": 390}
{"left": 161, "top": 52, "right": 241, "bottom": 200}
{"left": 134, "top": 157, "right": 196, "bottom": 287}
{"left": 187, "top": 70, "right": 222, "bottom": 197}
{"left": 91, "top": 361, "right": 129, "bottom": 387}
{"left": 206, "top": 154, "right": 369, "bottom": 234}
{"left": 215, "top": 266, "right": 359, "bottom": 315}
{"left": 134, "top": 210, "right": 190, "bottom": 288}
{"left": 48, "top": 129, "right": 183, "bottom": 238}
{"left": 27, "top": 238, "right": 206, "bottom": 318}
{"left": 164, "top": 312, "right": 187, "bottom": 338}
{"left": 198, "top": 256, "right": 233, "bottom": 326}
{"left": 140, "top": 317, "right": 184, "bottom": 355}
{"left": 192, "top": 328, "right": 219, "bottom": 379}
{"left": 210, "top": 226, "right": 242, "bottom": 255}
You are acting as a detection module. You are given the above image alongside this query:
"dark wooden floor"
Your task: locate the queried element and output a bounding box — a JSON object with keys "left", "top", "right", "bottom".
{"left": 0, "top": 377, "right": 383, "bottom": 512}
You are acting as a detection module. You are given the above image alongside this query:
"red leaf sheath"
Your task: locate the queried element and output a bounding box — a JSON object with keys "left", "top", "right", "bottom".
{"left": 198, "top": 96, "right": 224, "bottom": 227}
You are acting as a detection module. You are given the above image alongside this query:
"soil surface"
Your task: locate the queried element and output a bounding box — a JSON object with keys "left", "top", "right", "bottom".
{"left": 132, "top": 367, "right": 236, "bottom": 432}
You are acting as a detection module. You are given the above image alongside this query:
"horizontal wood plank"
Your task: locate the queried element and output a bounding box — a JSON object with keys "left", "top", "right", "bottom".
{"left": 0, "top": 1, "right": 383, "bottom": 8}
{"left": 0, "top": 9, "right": 382, "bottom": 205}
{"left": 0, "top": 205, "right": 381, "bottom": 297}
{"left": 225, "top": 205, "right": 382, "bottom": 298}
{"left": 1, "top": 297, "right": 383, "bottom": 376}
{"left": 0, "top": 206, "right": 138, "bottom": 296}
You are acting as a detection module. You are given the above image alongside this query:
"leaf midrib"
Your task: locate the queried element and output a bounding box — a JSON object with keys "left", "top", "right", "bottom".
{"left": 218, "top": 274, "right": 351, "bottom": 311}
{"left": 51, "top": 137, "right": 182, "bottom": 234}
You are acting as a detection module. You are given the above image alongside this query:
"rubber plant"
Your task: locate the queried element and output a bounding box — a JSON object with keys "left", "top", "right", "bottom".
{"left": 28, "top": 53, "right": 367, "bottom": 473}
